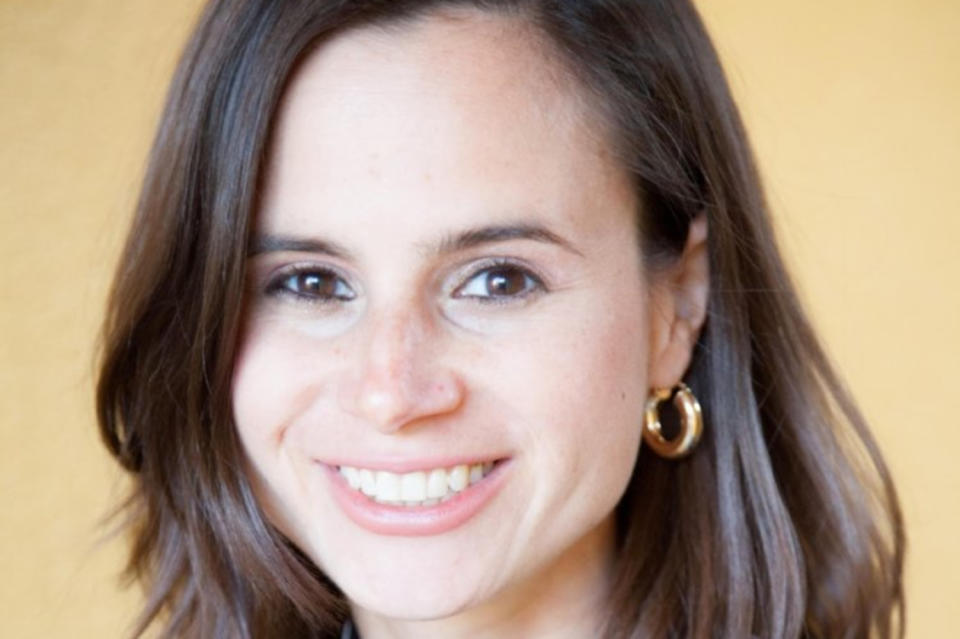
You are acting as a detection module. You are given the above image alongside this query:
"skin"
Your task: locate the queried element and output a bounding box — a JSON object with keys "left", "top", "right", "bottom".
{"left": 231, "top": 9, "right": 709, "bottom": 639}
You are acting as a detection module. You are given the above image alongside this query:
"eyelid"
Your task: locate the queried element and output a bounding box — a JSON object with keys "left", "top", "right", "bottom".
{"left": 261, "top": 260, "right": 358, "bottom": 302}
{"left": 450, "top": 256, "right": 548, "bottom": 301}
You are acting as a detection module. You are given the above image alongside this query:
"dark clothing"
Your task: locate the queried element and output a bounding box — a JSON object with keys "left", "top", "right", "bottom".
{"left": 340, "top": 619, "right": 358, "bottom": 639}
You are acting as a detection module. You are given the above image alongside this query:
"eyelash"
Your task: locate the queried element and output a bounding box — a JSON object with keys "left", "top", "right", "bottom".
{"left": 452, "top": 258, "right": 547, "bottom": 304}
{"left": 262, "top": 259, "right": 547, "bottom": 305}
{"left": 265, "top": 265, "right": 356, "bottom": 304}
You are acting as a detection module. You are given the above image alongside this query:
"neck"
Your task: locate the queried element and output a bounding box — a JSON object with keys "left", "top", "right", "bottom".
{"left": 351, "top": 516, "right": 616, "bottom": 639}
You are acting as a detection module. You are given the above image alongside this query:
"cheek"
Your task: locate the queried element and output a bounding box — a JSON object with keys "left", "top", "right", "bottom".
{"left": 232, "top": 320, "right": 330, "bottom": 448}
{"left": 496, "top": 294, "right": 650, "bottom": 492}
{"left": 231, "top": 321, "right": 333, "bottom": 501}
{"left": 565, "top": 311, "right": 647, "bottom": 471}
{"left": 231, "top": 321, "right": 345, "bottom": 542}
{"left": 233, "top": 327, "right": 293, "bottom": 451}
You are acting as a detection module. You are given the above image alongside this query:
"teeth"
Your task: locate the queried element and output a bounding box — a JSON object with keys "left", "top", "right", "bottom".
{"left": 448, "top": 465, "right": 468, "bottom": 492}
{"left": 399, "top": 471, "right": 427, "bottom": 502}
{"left": 359, "top": 469, "right": 377, "bottom": 496}
{"left": 338, "top": 462, "right": 497, "bottom": 507}
{"left": 469, "top": 464, "right": 484, "bottom": 484}
{"left": 341, "top": 466, "right": 361, "bottom": 490}
{"left": 375, "top": 471, "right": 400, "bottom": 502}
{"left": 426, "top": 468, "right": 447, "bottom": 499}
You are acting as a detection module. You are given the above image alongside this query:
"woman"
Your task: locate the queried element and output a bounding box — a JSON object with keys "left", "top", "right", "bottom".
{"left": 96, "top": 1, "right": 904, "bottom": 637}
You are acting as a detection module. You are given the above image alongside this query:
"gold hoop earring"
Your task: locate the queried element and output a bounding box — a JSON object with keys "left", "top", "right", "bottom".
{"left": 642, "top": 382, "right": 703, "bottom": 459}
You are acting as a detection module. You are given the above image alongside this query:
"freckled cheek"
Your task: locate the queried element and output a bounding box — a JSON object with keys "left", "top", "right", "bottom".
{"left": 509, "top": 312, "right": 647, "bottom": 474}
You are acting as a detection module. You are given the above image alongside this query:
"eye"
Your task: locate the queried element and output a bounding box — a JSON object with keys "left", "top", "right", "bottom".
{"left": 454, "top": 262, "right": 545, "bottom": 301}
{"left": 267, "top": 267, "right": 356, "bottom": 303}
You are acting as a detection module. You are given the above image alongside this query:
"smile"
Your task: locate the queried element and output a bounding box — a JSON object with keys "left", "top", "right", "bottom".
{"left": 337, "top": 462, "right": 496, "bottom": 506}
{"left": 323, "top": 458, "right": 509, "bottom": 536}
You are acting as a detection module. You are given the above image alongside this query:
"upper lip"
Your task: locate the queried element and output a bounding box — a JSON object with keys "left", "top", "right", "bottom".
{"left": 319, "top": 455, "right": 507, "bottom": 474}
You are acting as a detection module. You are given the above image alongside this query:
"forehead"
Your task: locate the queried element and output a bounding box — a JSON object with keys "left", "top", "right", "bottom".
{"left": 259, "top": 8, "right": 634, "bottom": 247}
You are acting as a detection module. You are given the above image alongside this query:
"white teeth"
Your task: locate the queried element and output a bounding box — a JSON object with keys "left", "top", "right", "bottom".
{"left": 359, "top": 469, "right": 377, "bottom": 496}
{"left": 337, "top": 462, "right": 498, "bottom": 507}
{"left": 340, "top": 466, "right": 361, "bottom": 490}
{"left": 375, "top": 471, "right": 401, "bottom": 502}
{"left": 426, "top": 468, "right": 448, "bottom": 499}
{"left": 448, "top": 465, "right": 469, "bottom": 492}
{"left": 399, "top": 471, "right": 427, "bottom": 502}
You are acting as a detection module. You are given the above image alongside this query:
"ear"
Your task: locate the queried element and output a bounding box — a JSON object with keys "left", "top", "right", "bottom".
{"left": 646, "top": 214, "right": 710, "bottom": 389}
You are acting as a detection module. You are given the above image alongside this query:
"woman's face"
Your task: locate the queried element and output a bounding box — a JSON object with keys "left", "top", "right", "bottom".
{"left": 232, "top": 10, "right": 670, "bottom": 628}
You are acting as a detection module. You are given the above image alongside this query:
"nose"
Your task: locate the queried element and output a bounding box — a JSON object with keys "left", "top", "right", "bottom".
{"left": 338, "top": 305, "right": 465, "bottom": 433}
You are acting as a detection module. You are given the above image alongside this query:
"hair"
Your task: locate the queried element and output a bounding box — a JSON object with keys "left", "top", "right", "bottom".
{"left": 96, "top": 1, "right": 905, "bottom": 637}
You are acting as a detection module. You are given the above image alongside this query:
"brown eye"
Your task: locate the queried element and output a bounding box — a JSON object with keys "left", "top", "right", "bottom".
{"left": 270, "top": 269, "right": 356, "bottom": 302}
{"left": 485, "top": 267, "right": 528, "bottom": 296}
{"left": 455, "top": 263, "right": 543, "bottom": 300}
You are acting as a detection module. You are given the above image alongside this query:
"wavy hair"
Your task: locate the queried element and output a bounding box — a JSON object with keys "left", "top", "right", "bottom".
{"left": 97, "top": 1, "right": 904, "bottom": 636}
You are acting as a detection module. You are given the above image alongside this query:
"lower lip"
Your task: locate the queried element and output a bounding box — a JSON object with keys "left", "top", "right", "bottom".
{"left": 323, "top": 460, "right": 510, "bottom": 536}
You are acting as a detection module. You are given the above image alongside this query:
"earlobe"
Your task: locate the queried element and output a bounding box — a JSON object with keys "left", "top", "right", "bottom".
{"left": 647, "top": 214, "right": 710, "bottom": 389}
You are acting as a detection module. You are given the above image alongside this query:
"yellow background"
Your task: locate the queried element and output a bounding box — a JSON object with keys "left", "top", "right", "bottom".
{"left": 1, "top": 1, "right": 957, "bottom": 636}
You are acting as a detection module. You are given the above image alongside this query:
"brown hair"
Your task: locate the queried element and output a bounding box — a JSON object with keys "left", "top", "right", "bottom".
{"left": 97, "top": 1, "right": 904, "bottom": 637}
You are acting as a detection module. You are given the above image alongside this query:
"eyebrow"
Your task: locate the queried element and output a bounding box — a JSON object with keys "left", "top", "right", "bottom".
{"left": 248, "top": 221, "right": 583, "bottom": 260}
{"left": 248, "top": 235, "right": 354, "bottom": 259}
{"left": 429, "top": 222, "right": 584, "bottom": 258}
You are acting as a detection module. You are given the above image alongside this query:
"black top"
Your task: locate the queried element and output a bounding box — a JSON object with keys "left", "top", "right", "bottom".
{"left": 340, "top": 619, "right": 358, "bottom": 639}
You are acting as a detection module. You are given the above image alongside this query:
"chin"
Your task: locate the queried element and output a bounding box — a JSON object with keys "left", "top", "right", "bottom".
{"left": 315, "top": 539, "right": 501, "bottom": 622}
{"left": 297, "top": 497, "right": 517, "bottom": 622}
{"left": 341, "top": 572, "right": 488, "bottom": 621}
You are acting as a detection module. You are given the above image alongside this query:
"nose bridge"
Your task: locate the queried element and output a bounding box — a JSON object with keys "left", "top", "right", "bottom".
{"left": 343, "top": 296, "right": 462, "bottom": 431}
{"left": 366, "top": 302, "right": 428, "bottom": 383}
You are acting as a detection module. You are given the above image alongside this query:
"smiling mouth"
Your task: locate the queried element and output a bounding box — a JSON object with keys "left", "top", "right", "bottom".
{"left": 336, "top": 461, "right": 500, "bottom": 507}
